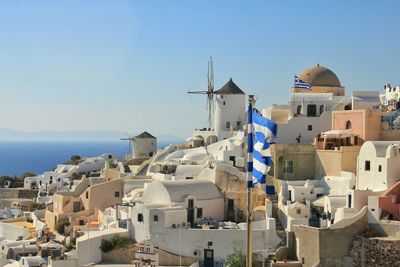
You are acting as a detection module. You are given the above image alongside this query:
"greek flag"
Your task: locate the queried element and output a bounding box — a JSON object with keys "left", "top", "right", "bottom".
{"left": 252, "top": 111, "right": 277, "bottom": 184}
{"left": 294, "top": 75, "right": 311, "bottom": 89}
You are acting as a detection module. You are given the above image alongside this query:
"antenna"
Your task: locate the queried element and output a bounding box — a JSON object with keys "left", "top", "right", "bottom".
{"left": 187, "top": 56, "right": 215, "bottom": 129}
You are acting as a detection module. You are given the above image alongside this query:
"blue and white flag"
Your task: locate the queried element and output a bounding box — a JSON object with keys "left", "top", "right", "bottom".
{"left": 252, "top": 111, "right": 277, "bottom": 184}
{"left": 294, "top": 75, "right": 311, "bottom": 89}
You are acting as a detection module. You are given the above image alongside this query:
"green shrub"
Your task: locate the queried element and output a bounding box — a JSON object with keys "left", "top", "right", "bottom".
{"left": 27, "top": 202, "right": 43, "bottom": 212}
{"left": 224, "top": 249, "right": 263, "bottom": 267}
{"left": 100, "top": 236, "right": 131, "bottom": 252}
{"left": 100, "top": 239, "right": 114, "bottom": 253}
{"left": 112, "top": 235, "right": 131, "bottom": 249}
{"left": 55, "top": 218, "right": 70, "bottom": 235}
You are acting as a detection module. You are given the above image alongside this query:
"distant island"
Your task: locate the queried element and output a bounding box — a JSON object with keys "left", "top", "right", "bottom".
{"left": 0, "top": 128, "right": 184, "bottom": 143}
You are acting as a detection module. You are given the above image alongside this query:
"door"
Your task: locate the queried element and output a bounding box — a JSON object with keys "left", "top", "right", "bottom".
{"left": 203, "top": 249, "right": 214, "bottom": 267}
{"left": 348, "top": 194, "right": 352, "bottom": 208}
{"left": 229, "top": 156, "right": 236, "bottom": 166}
{"left": 307, "top": 104, "right": 317, "bottom": 117}
{"left": 227, "top": 199, "right": 235, "bottom": 221}
{"left": 187, "top": 199, "right": 194, "bottom": 227}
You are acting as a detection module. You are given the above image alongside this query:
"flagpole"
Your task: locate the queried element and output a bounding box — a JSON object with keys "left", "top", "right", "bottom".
{"left": 246, "top": 95, "right": 255, "bottom": 267}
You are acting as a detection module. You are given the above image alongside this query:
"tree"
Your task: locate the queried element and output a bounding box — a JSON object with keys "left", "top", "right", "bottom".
{"left": 70, "top": 172, "right": 81, "bottom": 181}
{"left": 100, "top": 239, "right": 114, "bottom": 253}
{"left": 19, "top": 172, "right": 36, "bottom": 179}
{"left": 55, "top": 218, "right": 70, "bottom": 235}
{"left": 224, "top": 249, "right": 263, "bottom": 267}
{"left": 99, "top": 236, "right": 132, "bottom": 253}
{"left": 0, "top": 176, "right": 7, "bottom": 187}
{"left": 70, "top": 155, "right": 81, "bottom": 162}
{"left": 27, "top": 202, "right": 44, "bottom": 212}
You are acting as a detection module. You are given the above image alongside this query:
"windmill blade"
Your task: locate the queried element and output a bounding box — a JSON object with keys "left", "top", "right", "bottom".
{"left": 187, "top": 90, "right": 208, "bottom": 94}
{"left": 206, "top": 56, "right": 214, "bottom": 128}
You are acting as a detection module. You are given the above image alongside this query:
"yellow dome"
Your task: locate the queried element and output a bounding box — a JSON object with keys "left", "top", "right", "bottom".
{"left": 299, "top": 64, "right": 341, "bottom": 87}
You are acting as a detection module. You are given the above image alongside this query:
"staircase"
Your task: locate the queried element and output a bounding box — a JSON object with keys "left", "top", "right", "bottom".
{"left": 270, "top": 194, "right": 287, "bottom": 247}
{"left": 266, "top": 194, "right": 288, "bottom": 266}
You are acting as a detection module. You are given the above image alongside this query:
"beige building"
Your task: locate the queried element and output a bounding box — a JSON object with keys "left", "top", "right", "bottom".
{"left": 271, "top": 144, "right": 316, "bottom": 182}
{"left": 292, "top": 64, "right": 345, "bottom": 96}
{"left": 45, "top": 177, "right": 123, "bottom": 233}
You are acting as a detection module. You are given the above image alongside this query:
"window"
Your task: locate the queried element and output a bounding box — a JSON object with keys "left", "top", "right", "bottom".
{"left": 197, "top": 208, "right": 203, "bottom": 218}
{"left": 296, "top": 208, "right": 301, "bottom": 214}
{"left": 138, "top": 213, "right": 143, "bottom": 222}
{"left": 346, "top": 120, "right": 352, "bottom": 129}
{"left": 207, "top": 241, "right": 213, "bottom": 247}
{"left": 378, "top": 165, "right": 382, "bottom": 172}
{"left": 283, "top": 160, "right": 294, "bottom": 173}
{"left": 86, "top": 191, "right": 89, "bottom": 199}
{"left": 365, "top": 161, "right": 371, "bottom": 171}
{"left": 57, "top": 178, "right": 61, "bottom": 182}
{"left": 153, "top": 215, "right": 158, "bottom": 222}
{"left": 319, "top": 105, "right": 324, "bottom": 115}
{"left": 223, "top": 101, "right": 226, "bottom": 105}
{"left": 236, "top": 121, "right": 242, "bottom": 128}
{"left": 226, "top": 121, "right": 230, "bottom": 129}
{"left": 308, "top": 124, "right": 312, "bottom": 131}
{"left": 108, "top": 155, "right": 112, "bottom": 159}
{"left": 79, "top": 220, "right": 84, "bottom": 226}
{"left": 115, "top": 191, "right": 120, "bottom": 198}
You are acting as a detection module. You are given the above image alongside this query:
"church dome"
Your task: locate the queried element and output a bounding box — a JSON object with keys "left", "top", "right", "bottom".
{"left": 299, "top": 64, "right": 341, "bottom": 87}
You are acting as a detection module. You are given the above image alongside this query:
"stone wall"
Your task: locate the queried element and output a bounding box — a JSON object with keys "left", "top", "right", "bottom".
{"left": 0, "top": 188, "right": 38, "bottom": 209}
{"left": 293, "top": 207, "right": 368, "bottom": 267}
{"left": 351, "top": 236, "right": 400, "bottom": 266}
{"left": 215, "top": 168, "right": 265, "bottom": 222}
{"left": 102, "top": 246, "right": 135, "bottom": 264}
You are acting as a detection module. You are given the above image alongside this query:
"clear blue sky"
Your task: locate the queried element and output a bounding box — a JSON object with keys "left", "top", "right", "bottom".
{"left": 0, "top": 1, "right": 399, "bottom": 138}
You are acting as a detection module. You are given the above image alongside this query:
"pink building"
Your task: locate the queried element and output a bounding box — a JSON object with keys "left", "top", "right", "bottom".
{"left": 332, "top": 109, "right": 381, "bottom": 145}
{"left": 378, "top": 182, "right": 400, "bottom": 220}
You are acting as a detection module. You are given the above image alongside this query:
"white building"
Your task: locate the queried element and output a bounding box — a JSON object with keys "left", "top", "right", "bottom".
{"left": 381, "top": 83, "right": 400, "bottom": 110}
{"left": 214, "top": 78, "right": 245, "bottom": 135}
{"left": 278, "top": 201, "right": 310, "bottom": 231}
{"left": 356, "top": 141, "right": 400, "bottom": 192}
{"left": 191, "top": 78, "right": 246, "bottom": 146}
{"left": 24, "top": 153, "right": 115, "bottom": 191}
{"left": 262, "top": 65, "right": 381, "bottom": 144}
{"left": 105, "top": 179, "right": 279, "bottom": 261}
{"left": 132, "top": 131, "right": 157, "bottom": 158}
{"left": 132, "top": 242, "right": 159, "bottom": 267}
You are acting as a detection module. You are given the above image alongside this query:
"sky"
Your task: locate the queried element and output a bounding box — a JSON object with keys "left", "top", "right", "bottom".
{"left": 0, "top": 1, "right": 399, "bottom": 139}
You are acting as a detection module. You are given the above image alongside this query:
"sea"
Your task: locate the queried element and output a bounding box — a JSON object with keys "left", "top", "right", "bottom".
{"left": 0, "top": 141, "right": 171, "bottom": 177}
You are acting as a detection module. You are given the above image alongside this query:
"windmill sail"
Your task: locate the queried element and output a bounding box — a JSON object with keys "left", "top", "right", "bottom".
{"left": 187, "top": 56, "right": 215, "bottom": 129}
